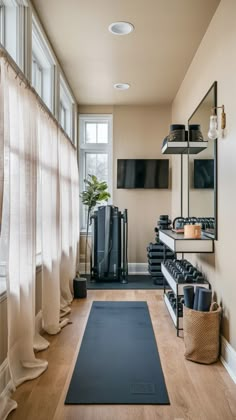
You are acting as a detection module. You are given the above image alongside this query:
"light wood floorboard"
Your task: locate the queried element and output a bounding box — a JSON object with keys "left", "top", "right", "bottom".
{"left": 8, "top": 290, "right": 236, "bottom": 420}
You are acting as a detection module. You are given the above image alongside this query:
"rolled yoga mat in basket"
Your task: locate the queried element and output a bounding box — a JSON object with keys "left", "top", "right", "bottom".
{"left": 198, "top": 289, "right": 212, "bottom": 312}
{"left": 193, "top": 286, "right": 206, "bottom": 310}
{"left": 183, "top": 303, "right": 221, "bottom": 364}
{"left": 183, "top": 285, "right": 194, "bottom": 309}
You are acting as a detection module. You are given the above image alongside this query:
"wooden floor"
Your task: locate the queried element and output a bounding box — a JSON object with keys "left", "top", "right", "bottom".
{"left": 9, "top": 290, "right": 236, "bottom": 420}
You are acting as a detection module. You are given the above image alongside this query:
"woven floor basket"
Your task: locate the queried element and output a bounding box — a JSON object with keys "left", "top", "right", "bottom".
{"left": 183, "top": 303, "right": 221, "bottom": 364}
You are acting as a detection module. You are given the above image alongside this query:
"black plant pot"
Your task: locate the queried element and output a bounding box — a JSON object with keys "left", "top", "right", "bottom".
{"left": 73, "top": 277, "right": 87, "bottom": 299}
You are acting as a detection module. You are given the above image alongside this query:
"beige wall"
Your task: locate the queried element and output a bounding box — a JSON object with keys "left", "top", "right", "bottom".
{"left": 79, "top": 105, "right": 172, "bottom": 263}
{"left": 172, "top": 0, "right": 236, "bottom": 349}
{"left": 113, "top": 105, "right": 172, "bottom": 262}
{"left": 188, "top": 102, "right": 215, "bottom": 217}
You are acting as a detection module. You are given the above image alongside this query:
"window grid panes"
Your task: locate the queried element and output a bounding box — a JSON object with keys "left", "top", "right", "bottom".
{"left": 85, "top": 122, "right": 108, "bottom": 144}
{"left": 32, "top": 16, "right": 54, "bottom": 112}
{"left": 59, "top": 75, "right": 74, "bottom": 140}
{"left": 0, "top": 3, "right": 24, "bottom": 68}
{"left": 85, "top": 153, "right": 108, "bottom": 184}
{"left": 3, "top": 5, "right": 17, "bottom": 62}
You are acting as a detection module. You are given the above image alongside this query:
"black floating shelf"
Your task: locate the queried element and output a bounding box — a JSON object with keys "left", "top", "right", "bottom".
{"left": 161, "top": 140, "right": 208, "bottom": 155}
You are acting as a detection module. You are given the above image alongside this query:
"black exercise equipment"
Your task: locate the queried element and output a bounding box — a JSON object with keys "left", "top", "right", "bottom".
{"left": 90, "top": 205, "right": 128, "bottom": 283}
{"left": 147, "top": 215, "right": 175, "bottom": 285}
{"left": 163, "top": 259, "right": 206, "bottom": 284}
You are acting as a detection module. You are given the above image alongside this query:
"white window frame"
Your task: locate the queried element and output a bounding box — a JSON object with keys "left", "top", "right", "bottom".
{"left": 0, "top": 1, "right": 27, "bottom": 70}
{"left": 31, "top": 13, "right": 55, "bottom": 112}
{"left": 0, "top": 1, "right": 28, "bottom": 296}
{"left": 59, "top": 74, "right": 75, "bottom": 141}
{"left": 0, "top": 1, "right": 28, "bottom": 297}
{"left": 31, "top": 13, "right": 56, "bottom": 264}
{"left": 79, "top": 114, "right": 113, "bottom": 232}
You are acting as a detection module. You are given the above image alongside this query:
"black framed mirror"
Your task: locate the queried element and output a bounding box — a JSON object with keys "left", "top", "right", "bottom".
{"left": 188, "top": 82, "right": 217, "bottom": 239}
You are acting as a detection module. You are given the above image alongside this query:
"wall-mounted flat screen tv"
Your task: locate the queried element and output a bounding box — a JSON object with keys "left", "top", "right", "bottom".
{"left": 117, "top": 159, "right": 169, "bottom": 189}
{"left": 194, "top": 159, "right": 214, "bottom": 189}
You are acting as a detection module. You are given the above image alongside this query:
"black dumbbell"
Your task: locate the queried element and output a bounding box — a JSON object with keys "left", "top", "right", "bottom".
{"left": 184, "top": 273, "right": 194, "bottom": 283}
{"left": 194, "top": 274, "right": 205, "bottom": 283}
{"left": 192, "top": 270, "right": 201, "bottom": 279}
{"left": 176, "top": 273, "right": 185, "bottom": 283}
{"left": 185, "top": 262, "right": 192, "bottom": 270}
{"left": 187, "top": 266, "right": 195, "bottom": 274}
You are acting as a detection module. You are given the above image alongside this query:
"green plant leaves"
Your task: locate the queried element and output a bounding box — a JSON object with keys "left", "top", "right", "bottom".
{"left": 80, "top": 174, "right": 110, "bottom": 212}
{"left": 81, "top": 173, "right": 111, "bottom": 273}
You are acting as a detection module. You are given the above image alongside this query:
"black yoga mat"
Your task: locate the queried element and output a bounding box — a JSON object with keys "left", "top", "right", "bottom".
{"left": 86, "top": 275, "right": 164, "bottom": 290}
{"left": 65, "top": 301, "right": 170, "bottom": 405}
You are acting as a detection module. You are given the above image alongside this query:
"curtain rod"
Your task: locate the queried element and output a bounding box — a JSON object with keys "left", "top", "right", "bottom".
{"left": 0, "top": 47, "right": 77, "bottom": 150}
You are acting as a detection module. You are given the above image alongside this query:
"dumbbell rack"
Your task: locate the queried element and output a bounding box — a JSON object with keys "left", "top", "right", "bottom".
{"left": 147, "top": 243, "right": 175, "bottom": 284}
{"left": 162, "top": 262, "right": 210, "bottom": 336}
{"left": 147, "top": 215, "right": 175, "bottom": 284}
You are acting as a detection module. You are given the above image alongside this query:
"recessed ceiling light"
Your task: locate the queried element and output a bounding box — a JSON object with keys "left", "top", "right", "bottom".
{"left": 108, "top": 21, "right": 134, "bottom": 36}
{"left": 114, "top": 83, "right": 130, "bottom": 90}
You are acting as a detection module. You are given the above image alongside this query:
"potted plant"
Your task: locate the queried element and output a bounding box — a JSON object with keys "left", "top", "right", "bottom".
{"left": 80, "top": 174, "right": 110, "bottom": 273}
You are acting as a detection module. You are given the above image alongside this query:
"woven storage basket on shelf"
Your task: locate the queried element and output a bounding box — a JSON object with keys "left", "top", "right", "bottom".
{"left": 183, "top": 303, "right": 221, "bottom": 364}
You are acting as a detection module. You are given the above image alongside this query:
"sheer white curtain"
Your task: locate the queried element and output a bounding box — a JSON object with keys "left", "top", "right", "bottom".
{"left": 0, "top": 66, "right": 3, "bottom": 234}
{"left": 38, "top": 112, "right": 63, "bottom": 334}
{"left": 59, "top": 132, "right": 80, "bottom": 315}
{"left": 0, "top": 59, "right": 48, "bottom": 420}
{"left": 69, "top": 141, "right": 80, "bottom": 281}
{"left": 38, "top": 114, "right": 80, "bottom": 334}
{"left": 0, "top": 58, "right": 80, "bottom": 420}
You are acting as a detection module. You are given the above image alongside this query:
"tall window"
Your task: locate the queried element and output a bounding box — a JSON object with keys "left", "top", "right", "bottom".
{"left": 31, "top": 14, "right": 55, "bottom": 264}
{"left": 0, "top": 1, "right": 78, "bottom": 296}
{"left": 60, "top": 75, "right": 74, "bottom": 141}
{"left": 0, "top": 1, "right": 27, "bottom": 296}
{"left": 0, "top": 1, "right": 27, "bottom": 70}
{"left": 31, "top": 14, "right": 55, "bottom": 111}
{"left": 79, "top": 114, "right": 113, "bottom": 230}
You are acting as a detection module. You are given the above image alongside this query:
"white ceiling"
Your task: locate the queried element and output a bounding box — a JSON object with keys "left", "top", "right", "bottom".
{"left": 31, "top": 0, "right": 220, "bottom": 106}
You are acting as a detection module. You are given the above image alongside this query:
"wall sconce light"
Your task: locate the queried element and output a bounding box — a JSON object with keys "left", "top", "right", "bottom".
{"left": 208, "top": 105, "right": 226, "bottom": 140}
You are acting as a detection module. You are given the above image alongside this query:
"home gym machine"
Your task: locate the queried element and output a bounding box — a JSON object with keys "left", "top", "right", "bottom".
{"left": 90, "top": 205, "right": 128, "bottom": 283}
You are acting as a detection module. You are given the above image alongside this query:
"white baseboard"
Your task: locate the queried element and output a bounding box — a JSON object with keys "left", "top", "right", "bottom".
{"left": 79, "top": 262, "right": 148, "bottom": 275}
{"left": 220, "top": 335, "right": 236, "bottom": 384}
{"left": 0, "top": 358, "right": 12, "bottom": 396}
{"left": 128, "top": 263, "right": 148, "bottom": 275}
{"left": 79, "top": 262, "right": 90, "bottom": 274}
